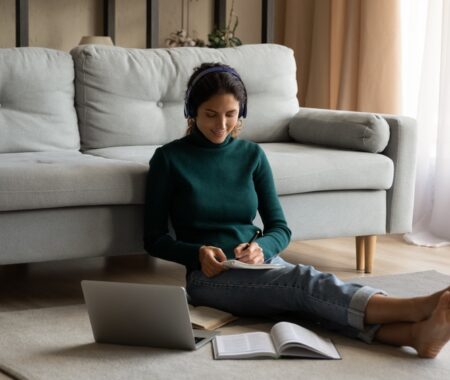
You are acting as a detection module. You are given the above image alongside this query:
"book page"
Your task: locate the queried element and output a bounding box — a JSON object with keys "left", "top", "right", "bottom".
{"left": 213, "top": 332, "right": 277, "bottom": 359}
{"left": 222, "top": 260, "right": 282, "bottom": 270}
{"left": 271, "top": 322, "right": 340, "bottom": 359}
{"left": 188, "top": 305, "right": 237, "bottom": 330}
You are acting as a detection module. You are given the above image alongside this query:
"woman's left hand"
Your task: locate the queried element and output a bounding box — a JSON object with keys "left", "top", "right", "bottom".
{"left": 233, "top": 242, "right": 264, "bottom": 264}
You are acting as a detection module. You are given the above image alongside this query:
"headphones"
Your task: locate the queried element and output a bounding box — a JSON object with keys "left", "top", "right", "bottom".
{"left": 184, "top": 66, "right": 248, "bottom": 119}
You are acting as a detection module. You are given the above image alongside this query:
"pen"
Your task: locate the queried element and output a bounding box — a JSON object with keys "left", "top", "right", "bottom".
{"left": 235, "top": 230, "right": 261, "bottom": 261}
{"left": 245, "top": 230, "right": 261, "bottom": 249}
{"left": 235, "top": 230, "right": 262, "bottom": 261}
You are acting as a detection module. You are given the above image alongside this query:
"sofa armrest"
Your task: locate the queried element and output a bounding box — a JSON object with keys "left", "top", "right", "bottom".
{"left": 288, "top": 107, "right": 417, "bottom": 234}
{"left": 381, "top": 114, "right": 417, "bottom": 233}
{"left": 288, "top": 107, "right": 390, "bottom": 153}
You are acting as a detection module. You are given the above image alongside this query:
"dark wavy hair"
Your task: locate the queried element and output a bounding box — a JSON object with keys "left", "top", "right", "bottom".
{"left": 185, "top": 63, "right": 247, "bottom": 136}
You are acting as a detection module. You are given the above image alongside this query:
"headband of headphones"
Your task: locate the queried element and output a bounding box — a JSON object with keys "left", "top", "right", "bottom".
{"left": 184, "top": 66, "right": 248, "bottom": 119}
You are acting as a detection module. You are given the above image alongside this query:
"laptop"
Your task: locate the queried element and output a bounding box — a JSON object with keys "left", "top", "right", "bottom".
{"left": 81, "top": 280, "right": 218, "bottom": 350}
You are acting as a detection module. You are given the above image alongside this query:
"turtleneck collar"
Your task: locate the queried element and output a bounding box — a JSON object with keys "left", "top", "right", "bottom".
{"left": 187, "top": 126, "right": 235, "bottom": 149}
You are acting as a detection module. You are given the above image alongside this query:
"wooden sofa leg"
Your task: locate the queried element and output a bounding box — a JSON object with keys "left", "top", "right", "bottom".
{"left": 364, "top": 235, "right": 377, "bottom": 274}
{"left": 355, "top": 236, "right": 365, "bottom": 272}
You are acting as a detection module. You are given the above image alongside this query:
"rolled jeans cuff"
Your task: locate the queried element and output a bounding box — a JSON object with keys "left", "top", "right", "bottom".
{"left": 348, "top": 285, "right": 388, "bottom": 343}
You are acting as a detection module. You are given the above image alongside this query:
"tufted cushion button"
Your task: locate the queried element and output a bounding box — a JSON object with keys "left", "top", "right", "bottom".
{"left": 157, "top": 101, "right": 163, "bottom": 108}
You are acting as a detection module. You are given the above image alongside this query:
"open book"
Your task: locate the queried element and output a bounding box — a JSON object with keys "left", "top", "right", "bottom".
{"left": 212, "top": 321, "right": 341, "bottom": 360}
{"left": 222, "top": 260, "right": 282, "bottom": 270}
{"left": 188, "top": 304, "right": 238, "bottom": 330}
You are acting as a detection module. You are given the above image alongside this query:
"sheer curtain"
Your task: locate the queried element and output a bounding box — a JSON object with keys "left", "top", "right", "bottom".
{"left": 402, "top": 0, "right": 450, "bottom": 247}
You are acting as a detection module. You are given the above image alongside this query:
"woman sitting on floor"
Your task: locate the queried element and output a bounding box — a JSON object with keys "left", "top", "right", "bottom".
{"left": 144, "top": 62, "right": 450, "bottom": 359}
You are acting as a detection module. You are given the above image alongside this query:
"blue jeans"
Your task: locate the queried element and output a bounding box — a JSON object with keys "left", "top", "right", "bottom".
{"left": 186, "top": 256, "right": 387, "bottom": 343}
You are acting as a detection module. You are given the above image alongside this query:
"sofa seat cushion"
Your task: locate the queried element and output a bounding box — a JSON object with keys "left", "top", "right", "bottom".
{"left": 260, "top": 143, "right": 394, "bottom": 195}
{"left": 0, "top": 151, "right": 147, "bottom": 212}
{"left": 84, "top": 146, "right": 159, "bottom": 164}
{"left": 87, "top": 143, "right": 393, "bottom": 197}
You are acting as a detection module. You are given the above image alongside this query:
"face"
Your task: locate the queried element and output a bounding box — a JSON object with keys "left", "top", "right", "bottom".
{"left": 195, "top": 93, "right": 240, "bottom": 144}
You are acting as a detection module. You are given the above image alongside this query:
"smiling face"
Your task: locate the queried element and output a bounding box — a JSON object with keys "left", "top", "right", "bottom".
{"left": 195, "top": 93, "right": 240, "bottom": 144}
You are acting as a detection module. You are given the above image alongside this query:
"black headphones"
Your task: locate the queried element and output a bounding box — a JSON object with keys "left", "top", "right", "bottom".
{"left": 184, "top": 66, "right": 248, "bottom": 119}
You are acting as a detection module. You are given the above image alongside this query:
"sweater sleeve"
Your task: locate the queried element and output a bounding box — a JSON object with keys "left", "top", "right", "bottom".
{"left": 143, "top": 147, "right": 202, "bottom": 269}
{"left": 253, "top": 148, "right": 292, "bottom": 261}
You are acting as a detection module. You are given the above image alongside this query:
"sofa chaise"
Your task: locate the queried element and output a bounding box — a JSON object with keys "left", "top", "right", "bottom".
{"left": 0, "top": 44, "right": 417, "bottom": 273}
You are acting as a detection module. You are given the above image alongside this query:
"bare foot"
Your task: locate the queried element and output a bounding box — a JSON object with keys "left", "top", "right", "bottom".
{"left": 412, "top": 286, "right": 450, "bottom": 322}
{"left": 412, "top": 290, "right": 450, "bottom": 358}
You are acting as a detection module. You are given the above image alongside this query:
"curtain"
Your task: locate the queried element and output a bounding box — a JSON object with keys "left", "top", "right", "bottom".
{"left": 403, "top": 0, "right": 450, "bottom": 247}
{"left": 282, "top": 0, "right": 401, "bottom": 114}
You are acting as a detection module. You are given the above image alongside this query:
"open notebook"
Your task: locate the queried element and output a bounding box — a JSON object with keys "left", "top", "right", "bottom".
{"left": 212, "top": 321, "right": 341, "bottom": 360}
{"left": 221, "top": 260, "right": 282, "bottom": 270}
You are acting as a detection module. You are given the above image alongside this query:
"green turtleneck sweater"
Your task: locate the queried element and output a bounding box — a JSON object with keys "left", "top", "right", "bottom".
{"left": 143, "top": 127, "right": 291, "bottom": 270}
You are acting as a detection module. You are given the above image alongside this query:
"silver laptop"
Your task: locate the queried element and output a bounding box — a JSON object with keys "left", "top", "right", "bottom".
{"left": 81, "top": 280, "right": 218, "bottom": 350}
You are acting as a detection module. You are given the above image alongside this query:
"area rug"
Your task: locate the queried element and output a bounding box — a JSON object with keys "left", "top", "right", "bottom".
{"left": 0, "top": 270, "right": 449, "bottom": 380}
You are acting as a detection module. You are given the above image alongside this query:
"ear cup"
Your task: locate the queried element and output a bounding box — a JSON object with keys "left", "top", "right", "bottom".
{"left": 241, "top": 99, "right": 247, "bottom": 118}
{"left": 184, "top": 66, "right": 248, "bottom": 119}
{"left": 183, "top": 101, "right": 191, "bottom": 119}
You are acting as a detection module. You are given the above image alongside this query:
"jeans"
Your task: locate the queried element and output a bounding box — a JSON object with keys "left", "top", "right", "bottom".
{"left": 186, "top": 256, "right": 387, "bottom": 343}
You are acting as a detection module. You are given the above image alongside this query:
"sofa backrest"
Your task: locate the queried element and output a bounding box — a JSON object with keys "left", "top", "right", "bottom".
{"left": 70, "top": 44, "right": 299, "bottom": 150}
{"left": 0, "top": 48, "right": 80, "bottom": 153}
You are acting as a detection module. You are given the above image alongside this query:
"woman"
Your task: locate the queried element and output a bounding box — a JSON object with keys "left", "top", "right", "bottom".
{"left": 144, "top": 63, "right": 450, "bottom": 358}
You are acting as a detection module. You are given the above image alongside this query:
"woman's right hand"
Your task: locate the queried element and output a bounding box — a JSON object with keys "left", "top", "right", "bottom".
{"left": 199, "top": 245, "right": 227, "bottom": 278}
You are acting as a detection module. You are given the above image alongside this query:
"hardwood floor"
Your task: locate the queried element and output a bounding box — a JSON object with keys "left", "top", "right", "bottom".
{"left": 1, "top": 234, "right": 449, "bottom": 314}
{"left": 284, "top": 234, "right": 450, "bottom": 279}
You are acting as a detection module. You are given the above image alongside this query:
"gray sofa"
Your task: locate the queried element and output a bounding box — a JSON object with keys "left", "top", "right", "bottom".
{"left": 0, "top": 44, "right": 416, "bottom": 272}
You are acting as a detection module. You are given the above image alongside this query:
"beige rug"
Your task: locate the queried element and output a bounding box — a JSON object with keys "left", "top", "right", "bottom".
{"left": 0, "top": 271, "right": 449, "bottom": 380}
